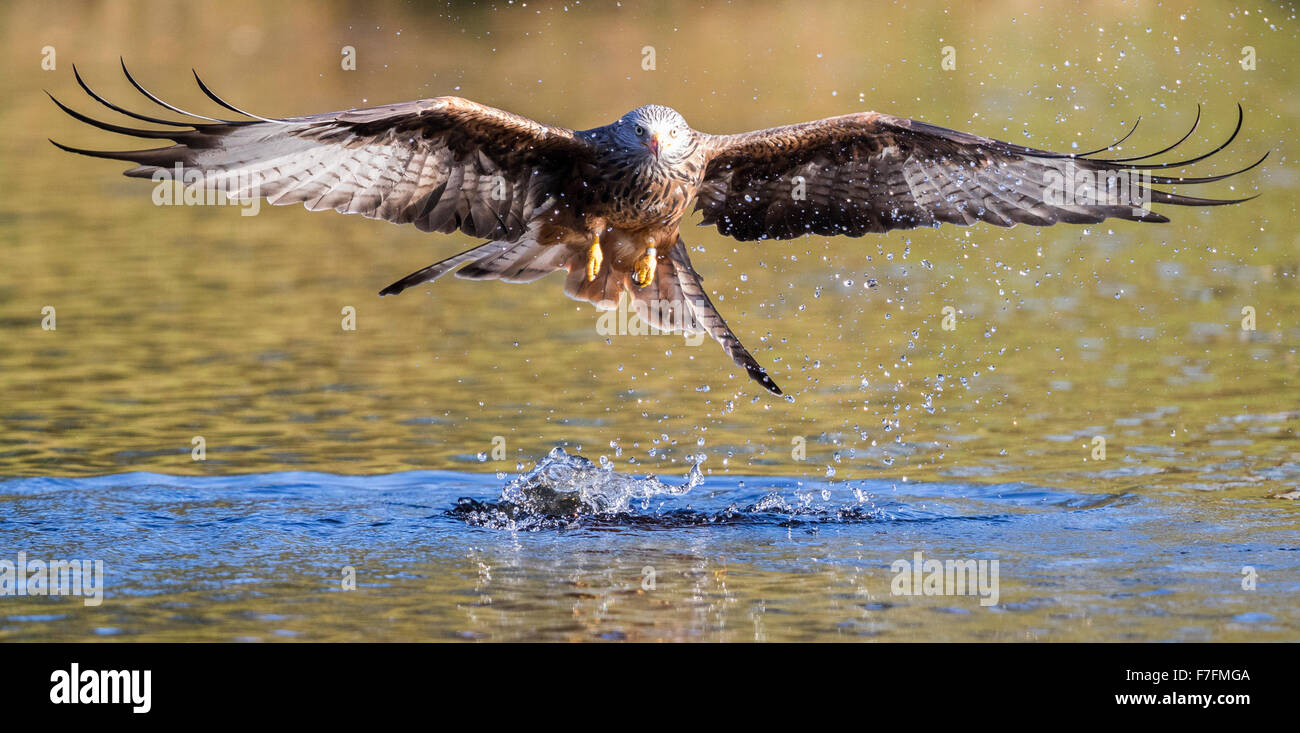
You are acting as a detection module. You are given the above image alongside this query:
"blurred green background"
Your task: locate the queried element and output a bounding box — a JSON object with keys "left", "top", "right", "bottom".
{"left": 1, "top": 0, "right": 1296, "bottom": 503}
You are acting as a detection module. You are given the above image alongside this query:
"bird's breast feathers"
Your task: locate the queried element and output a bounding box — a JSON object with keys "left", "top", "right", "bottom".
{"left": 585, "top": 152, "right": 704, "bottom": 229}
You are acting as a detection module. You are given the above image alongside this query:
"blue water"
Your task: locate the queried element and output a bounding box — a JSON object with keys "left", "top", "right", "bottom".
{"left": 1, "top": 450, "right": 1296, "bottom": 641}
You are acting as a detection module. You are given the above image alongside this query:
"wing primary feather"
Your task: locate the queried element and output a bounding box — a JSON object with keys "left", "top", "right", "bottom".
{"left": 1027, "top": 105, "right": 1195, "bottom": 162}
{"left": 48, "top": 138, "right": 173, "bottom": 164}
{"left": 73, "top": 64, "right": 193, "bottom": 127}
{"left": 1070, "top": 104, "right": 1244, "bottom": 170}
{"left": 192, "top": 70, "right": 289, "bottom": 124}
{"left": 1071, "top": 116, "right": 1143, "bottom": 157}
{"left": 1141, "top": 151, "right": 1269, "bottom": 185}
{"left": 120, "top": 58, "right": 240, "bottom": 124}
{"left": 46, "top": 92, "right": 183, "bottom": 139}
{"left": 1101, "top": 104, "right": 1200, "bottom": 162}
{"left": 1144, "top": 189, "right": 1259, "bottom": 207}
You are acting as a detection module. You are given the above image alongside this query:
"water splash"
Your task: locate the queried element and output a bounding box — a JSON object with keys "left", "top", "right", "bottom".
{"left": 451, "top": 447, "right": 703, "bottom": 529}
{"left": 448, "top": 447, "right": 897, "bottom": 530}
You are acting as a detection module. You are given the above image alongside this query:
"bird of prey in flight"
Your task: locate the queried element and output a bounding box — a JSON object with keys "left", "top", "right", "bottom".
{"left": 51, "top": 63, "right": 1265, "bottom": 395}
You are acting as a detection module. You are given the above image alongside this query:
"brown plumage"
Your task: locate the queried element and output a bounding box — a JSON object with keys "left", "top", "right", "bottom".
{"left": 52, "top": 63, "right": 1266, "bottom": 395}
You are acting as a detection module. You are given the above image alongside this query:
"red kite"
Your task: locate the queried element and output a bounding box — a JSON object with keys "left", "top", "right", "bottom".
{"left": 52, "top": 63, "right": 1265, "bottom": 394}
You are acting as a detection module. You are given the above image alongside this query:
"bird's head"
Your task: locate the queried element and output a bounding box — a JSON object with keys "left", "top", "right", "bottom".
{"left": 616, "top": 105, "right": 693, "bottom": 163}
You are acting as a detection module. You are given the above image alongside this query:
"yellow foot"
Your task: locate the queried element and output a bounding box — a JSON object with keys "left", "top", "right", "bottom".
{"left": 632, "top": 246, "right": 657, "bottom": 287}
{"left": 585, "top": 237, "right": 603, "bottom": 282}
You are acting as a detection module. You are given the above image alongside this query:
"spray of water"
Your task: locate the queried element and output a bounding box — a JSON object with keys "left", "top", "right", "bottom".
{"left": 452, "top": 447, "right": 704, "bottom": 529}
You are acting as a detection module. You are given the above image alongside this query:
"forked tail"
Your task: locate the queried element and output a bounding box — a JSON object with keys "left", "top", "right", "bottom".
{"left": 379, "top": 234, "right": 782, "bottom": 395}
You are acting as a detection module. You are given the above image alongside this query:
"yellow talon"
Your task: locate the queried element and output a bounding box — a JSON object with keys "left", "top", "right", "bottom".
{"left": 633, "top": 246, "right": 657, "bottom": 287}
{"left": 585, "top": 237, "right": 603, "bottom": 282}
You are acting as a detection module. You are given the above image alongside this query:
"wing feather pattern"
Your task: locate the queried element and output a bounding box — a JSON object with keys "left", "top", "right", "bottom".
{"left": 698, "top": 108, "right": 1265, "bottom": 241}
{"left": 50, "top": 63, "right": 595, "bottom": 243}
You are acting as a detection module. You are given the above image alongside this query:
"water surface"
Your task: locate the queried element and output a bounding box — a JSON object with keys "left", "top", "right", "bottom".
{"left": 2, "top": 450, "right": 1296, "bottom": 641}
{"left": 1, "top": 0, "right": 1297, "bottom": 641}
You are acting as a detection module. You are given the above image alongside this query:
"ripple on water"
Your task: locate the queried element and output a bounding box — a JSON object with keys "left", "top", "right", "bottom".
{"left": 444, "top": 447, "right": 1123, "bottom": 531}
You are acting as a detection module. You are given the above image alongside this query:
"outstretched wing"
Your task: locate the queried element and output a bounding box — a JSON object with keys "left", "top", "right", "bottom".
{"left": 696, "top": 107, "right": 1265, "bottom": 241}
{"left": 50, "top": 62, "right": 596, "bottom": 241}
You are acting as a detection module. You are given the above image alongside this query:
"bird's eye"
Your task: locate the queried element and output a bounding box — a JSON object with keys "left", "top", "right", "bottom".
{"left": 669, "top": 128, "right": 679, "bottom": 138}
{"left": 634, "top": 125, "right": 645, "bottom": 137}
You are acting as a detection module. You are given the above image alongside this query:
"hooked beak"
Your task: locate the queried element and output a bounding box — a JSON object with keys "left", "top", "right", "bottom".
{"left": 645, "top": 133, "right": 661, "bottom": 157}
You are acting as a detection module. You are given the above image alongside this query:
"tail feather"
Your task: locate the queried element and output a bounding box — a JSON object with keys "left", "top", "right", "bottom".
{"left": 666, "top": 239, "right": 781, "bottom": 395}
{"left": 379, "top": 230, "right": 782, "bottom": 395}
{"left": 378, "top": 241, "right": 507, "bottom": 296}
{"left": 563, "top": 259, "right": 625, "bottom": 310}
{"left": 458, "top": 238, "right": 570, "bottom": 284}
{"left": 623, "top": 253, "right": 700, "bottom": 334}
{"left": 381, "top": 220, "right": 573, "bottom": 295}
{"left": 496, "top": 241, "right": 569, "bottom": 282}
{"left": 562, "top": 237, "right": 782, "bottom": 394}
